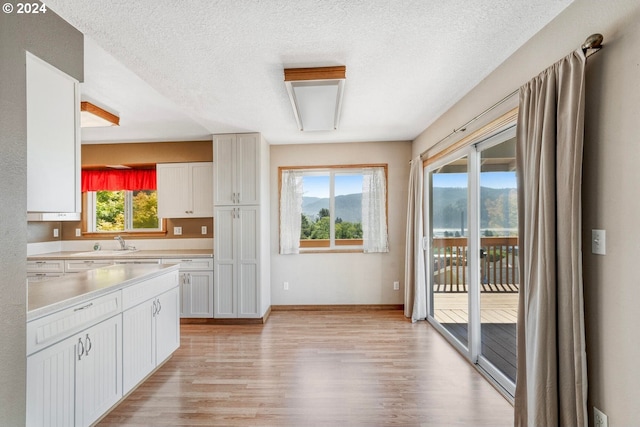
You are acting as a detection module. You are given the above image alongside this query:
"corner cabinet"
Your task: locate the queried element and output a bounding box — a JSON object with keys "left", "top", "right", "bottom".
{"left": 213, "top": 134, "right": 270, "bottom": 319}
{"left": 26, "top": 52, "right": 80, "bottom": 217}
{"left": 157, "top": 162, "right": 213, "bottom": 218}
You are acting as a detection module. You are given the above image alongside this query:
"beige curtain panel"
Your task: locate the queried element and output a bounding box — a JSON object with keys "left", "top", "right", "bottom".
{"left": 404, "top": 156, "right": 426, "bottom": 322}
{"left": 514, "top": 48, "right": 588, "bottom": 427}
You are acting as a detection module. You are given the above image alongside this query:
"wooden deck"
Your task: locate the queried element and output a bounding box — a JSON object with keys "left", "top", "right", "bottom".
{"left": 434, "top": 292, "right": 518, "bottom": 381}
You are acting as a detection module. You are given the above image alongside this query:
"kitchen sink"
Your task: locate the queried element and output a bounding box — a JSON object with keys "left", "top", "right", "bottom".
{"left": 71, "top": 249, "right": 139, "bottom": 256}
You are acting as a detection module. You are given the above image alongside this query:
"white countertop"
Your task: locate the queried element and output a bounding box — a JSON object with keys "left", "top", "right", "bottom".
{"left": 28, "top": 249, "right": 213, "bottom": 260}
{"left": 28, "top": 263, "right": 180, "bottom": 320}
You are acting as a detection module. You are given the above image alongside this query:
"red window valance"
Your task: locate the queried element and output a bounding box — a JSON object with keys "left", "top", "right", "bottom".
{"left": 81, "top": 169, "right": 157, "bottom": 192}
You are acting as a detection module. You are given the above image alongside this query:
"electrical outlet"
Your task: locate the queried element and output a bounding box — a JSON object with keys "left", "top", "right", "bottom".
{"left": 393, "top": 281, "right": 400, "bottom": 290}
{"left": 283, "top": 281, "right": 289, "bottom": 290}
{"left": 53, "top": 228, "right": 59, "bottom": 238}
{"left": 201, "top": 226, "right": 207, "bottom": 235}
{"left": 173, "top": 226, "right": 182, "bottom": 235}
{"left": 594, "top": 407, "right": 608, "bottom": 427}
{"left": 75, "top": 228, "right": 81, "bottom": 237}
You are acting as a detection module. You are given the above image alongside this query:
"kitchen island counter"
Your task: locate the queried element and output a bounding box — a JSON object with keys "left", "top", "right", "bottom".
{"left": 28, "top": 263, "right": 179, "bottom": 320}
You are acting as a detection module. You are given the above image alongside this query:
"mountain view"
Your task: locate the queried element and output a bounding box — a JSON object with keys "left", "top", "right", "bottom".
{"left": 432, "top": 187, "right": 517, "bottom": 233}
{"left": 302, "top": 193, "right": 362, "bottom": 223}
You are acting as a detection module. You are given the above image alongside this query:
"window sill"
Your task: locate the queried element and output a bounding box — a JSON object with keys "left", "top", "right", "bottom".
{"left": 299, "top": 248, "right": 363, "bottom": 254}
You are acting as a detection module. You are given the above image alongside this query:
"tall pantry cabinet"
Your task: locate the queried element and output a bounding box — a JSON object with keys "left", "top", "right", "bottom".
{"left": 213, "top": 134, "right": 270, "bottom": 319}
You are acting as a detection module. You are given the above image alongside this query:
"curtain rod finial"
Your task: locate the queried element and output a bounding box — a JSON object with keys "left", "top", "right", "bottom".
{"left": 582, "top": 33, "right": 603, "bottom": 51}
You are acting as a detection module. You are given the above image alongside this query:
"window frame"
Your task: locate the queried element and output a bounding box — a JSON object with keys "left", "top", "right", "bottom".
{"left": 279, "top": 163, "right": 388, "bottom": 253}
{"left": 82, "top": 190, "right": 166, "bottom": 237}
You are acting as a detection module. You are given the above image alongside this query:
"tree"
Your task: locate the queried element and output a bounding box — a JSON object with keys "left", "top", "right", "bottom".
{"left": 300, "top": 214, "right": 312, "bottom": 239}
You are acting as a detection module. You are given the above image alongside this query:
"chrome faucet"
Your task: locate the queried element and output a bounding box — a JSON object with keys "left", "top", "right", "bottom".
{"left": 115, "top": 235, "right": 126, "bottom": 250}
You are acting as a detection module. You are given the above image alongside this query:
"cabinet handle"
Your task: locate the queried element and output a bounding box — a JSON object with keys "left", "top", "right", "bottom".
{"left": 152, "top": 300, "right": 158, "bottom": 316}
{"left": 157, "top": 299, "right": 162, "bottom": 315}
{"left": 84, "top": 334, "right": 92, "bottom": 356}
{"left": 77, "top": 337, "right": 85, "bottom": 360}
{"left": 74, "top": 302, "right": 93, "bottom": 312}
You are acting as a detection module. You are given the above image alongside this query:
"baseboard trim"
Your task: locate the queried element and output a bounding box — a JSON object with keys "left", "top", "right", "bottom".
{"left": 270, "top": 304, "right": 404, "bottom": 312}
{"left": 180, "top": 316, "right": 266, "bottom": 325}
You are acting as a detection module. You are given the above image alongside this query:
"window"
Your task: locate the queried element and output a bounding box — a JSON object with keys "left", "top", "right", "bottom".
{"left": 86, "top": 190, "right": 160, "bottom": 232}
{"left": 279, "top": 165, "right": 388, "bottom": 253}
{"left": 82, "top": 169, "right": 162, "bottom": 233}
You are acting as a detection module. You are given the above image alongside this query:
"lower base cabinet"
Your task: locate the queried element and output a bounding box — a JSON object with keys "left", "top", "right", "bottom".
{"left": 26, "top": 269, "right": 180, "bottom": 427}
{"left": 122, "top": 286, "right": 180, "bottom": 394}
{"left": 26, "top": 315, "right": 122, "bottom": 427}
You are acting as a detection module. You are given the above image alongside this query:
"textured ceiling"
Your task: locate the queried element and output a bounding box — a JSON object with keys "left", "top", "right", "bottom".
{"left": 44, "top": 0, "right": 573, "bottom": 145}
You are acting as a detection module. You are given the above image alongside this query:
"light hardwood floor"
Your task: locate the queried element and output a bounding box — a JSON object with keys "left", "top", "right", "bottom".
{"left": 98, "top": 310, "right": 513, "bottom": 427}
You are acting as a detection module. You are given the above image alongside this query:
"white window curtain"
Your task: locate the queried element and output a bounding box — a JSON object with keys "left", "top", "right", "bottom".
{"left": 279, "top": 170, "right": 303, "bottom": 254}
{"left": 404, "top": 156, "right": 426, "bottom": 322}
{"left": 362, "top": 167, "right": 389, "bottom": 253}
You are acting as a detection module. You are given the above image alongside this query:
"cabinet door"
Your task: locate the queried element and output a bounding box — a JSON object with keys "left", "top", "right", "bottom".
{"left": 191, "top": 162, "right": 214, "bottom": 216}
{"left": 236, "top": 134, "right": 259, "bottom": 205}
{"left": 26, "top": 52, "right": 79, "bottom": 214}
{"left": 157, "top": 163, "right": 190, "bottom": 218}
{"left": 26, "top": 334, "right": 77, "bottom": 427}
{"left": 182, "top": 271, "right": 214, "bottom": 317}
{"left": 214, "top": 207, "right": 237, "bottom": 317}
{"left": 75, "top": 315, "right": 122, "bottom": 427}
{"left": 155, "top": 287, "right": 180, "bottom": 364}
{"left": 238, "top": 206, "right": 259, "bottom": 317}
{"left": 122, "top": 300, "right": 155, "bottom": 395}
{"left": 213, "top": 134, "right": 236, "bottom": 205}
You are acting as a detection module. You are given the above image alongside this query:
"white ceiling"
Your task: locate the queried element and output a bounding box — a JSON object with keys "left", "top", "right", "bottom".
{"left": 44, "top": 0, "right": 573, "bottom": 145}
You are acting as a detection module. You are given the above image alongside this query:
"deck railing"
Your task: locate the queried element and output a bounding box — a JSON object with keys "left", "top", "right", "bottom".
{"left": 432, "top": 236, "right": 519, "bottom": 291}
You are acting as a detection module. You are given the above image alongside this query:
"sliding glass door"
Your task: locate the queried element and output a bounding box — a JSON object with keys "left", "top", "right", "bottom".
{"left": 426, "top": 126, "right": 518, "bottom": 395}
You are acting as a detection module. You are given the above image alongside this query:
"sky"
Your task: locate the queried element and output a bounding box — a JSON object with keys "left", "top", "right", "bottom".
{"left": 433, "top": 172, "right": 517, "bottom": 189}
{"left": 302, "top": 174, "right": 363, "bottom": 198}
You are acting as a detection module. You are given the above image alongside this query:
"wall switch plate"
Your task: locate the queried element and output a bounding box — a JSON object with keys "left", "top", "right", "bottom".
{"left": 594, "top": 407, "right": 608, "bottom": 427}
{"left": 53, "top": 228, "right": 59, "bottom": 238}
{"left": 283, "top": 281, "right": 289, "bottom": 290}
{"left": 173, "top": 226, "right": 182, "bottom": 235}
{"left": 201, "top": 226, "right": 207, "bottom": 235}
{"left": 592, "top": 229, "right": 606, "bottom": 255}
{"left": 75, "top": 228, "right": 81, "bottom": 237}
{"left": 393, "top": 281, "right": 400, "bottom": 290}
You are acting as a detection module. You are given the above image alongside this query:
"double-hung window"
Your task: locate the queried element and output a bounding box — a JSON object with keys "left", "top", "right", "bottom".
{"left": 279, "top": 164, "right": 388, "bottom": 253}
{"left": 82, "top": 169, "right": 162, "bottom": 233}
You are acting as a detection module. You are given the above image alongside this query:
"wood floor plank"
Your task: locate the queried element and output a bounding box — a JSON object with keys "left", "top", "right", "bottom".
{"left": 98, "top": 310, "right": 513, "bottom": 427}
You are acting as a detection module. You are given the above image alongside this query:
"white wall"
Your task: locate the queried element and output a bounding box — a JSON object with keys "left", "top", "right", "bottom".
{"left": 0, "top": 5, "right": 83, "bottom": 424}
{"left": 270, "top": 141, "right": 411, "bottom": 306}
{"left": 413, "top": 0, "right": 640, "bottom": 424}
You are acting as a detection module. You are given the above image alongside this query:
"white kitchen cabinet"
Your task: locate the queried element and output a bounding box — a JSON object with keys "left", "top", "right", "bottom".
{"left": 26, "top": 52, "right": 80, "bottom": 216}
{"left": 26, "top": 314, "right": 122, "bottom": 427}
{"left": 163, "top": 258, "right": 214, "bottom": 318}
{"left": 122, "top": 276, "right": 180, "bottom": 394}
{"left": 213, "top": 133, "right": 269, "bottom": 319}
{"left": 27, "top": 260, "right": 65, "bottom": 281}
{"left": 213, "top": 133, "right": 260, "bottom": 205}
{"left": 157, "top": 162, "right": 213, "bottom": 218}
{"left": 214, "top": 206, "right": 259, "bottom": 318}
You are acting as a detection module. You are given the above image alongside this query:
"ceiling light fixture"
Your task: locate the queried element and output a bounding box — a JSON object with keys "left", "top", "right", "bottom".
{"left": 80, "top": 101, "right": 120, "bottom": 127}
{"left": 284, "top": 66, "right": 345, "bottom": 132}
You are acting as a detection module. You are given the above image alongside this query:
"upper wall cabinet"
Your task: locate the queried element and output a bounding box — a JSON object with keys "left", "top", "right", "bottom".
{"left": 157, "top": 162, "right": 213, "bottom": 218}
{"left": 213, "top": 133, "right": 259, "bottom": 206}
{"left": 26, "top": 52, "right": 81, "bottom": 219}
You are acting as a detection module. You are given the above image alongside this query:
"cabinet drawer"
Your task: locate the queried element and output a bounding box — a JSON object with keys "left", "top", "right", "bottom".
{"left": 122, "top": 270, "right": 179, "bottom": 311}
{"left": 27, "top": 260, "right": 65, "bottom": 273}
{"left": 162, "top": 257, "right": 213, "bottom": 270}
{"left": 27, "top": 272, "right": 64, "bottom": 282}
{"left": 65, "top": 259, "right": 113, "bottom": 273}
{"left": 27, "top": 290, "right": 122, "bottom": 356}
